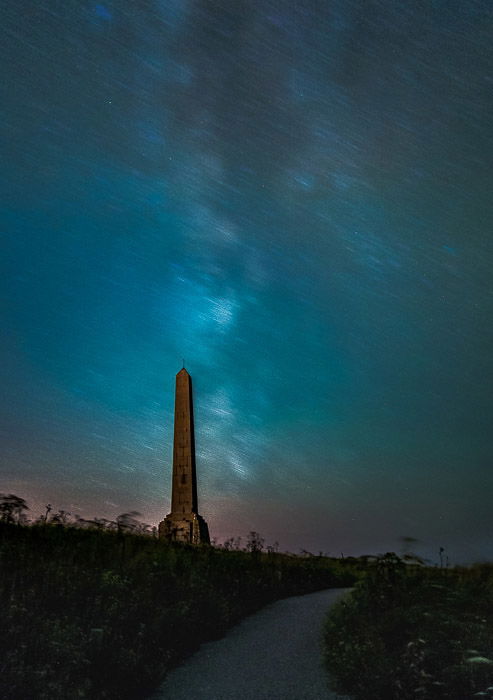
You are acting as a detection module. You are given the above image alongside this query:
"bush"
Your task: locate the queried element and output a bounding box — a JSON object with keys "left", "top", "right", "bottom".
{"left": 323, "top": 554, "right": 493, "bottom": 699}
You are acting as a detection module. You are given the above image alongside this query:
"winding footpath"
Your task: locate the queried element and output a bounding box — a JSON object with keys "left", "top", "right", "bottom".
{"left": 150, "top": 588, "right": 350, "bottom": 700}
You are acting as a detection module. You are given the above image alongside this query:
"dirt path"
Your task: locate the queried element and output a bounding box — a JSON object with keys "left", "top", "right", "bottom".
{"left": 150, "top": 588, "right": 350, "bottom": 700}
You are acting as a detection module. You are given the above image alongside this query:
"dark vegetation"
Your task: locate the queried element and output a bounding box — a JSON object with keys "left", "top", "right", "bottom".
{"left": 324, "top": 553, "right": 493, "bottom": 699}
{"left": 0, "top": 494, "right": 360, "bottom": 700}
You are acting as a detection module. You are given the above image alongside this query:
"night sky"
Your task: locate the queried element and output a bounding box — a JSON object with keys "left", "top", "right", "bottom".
{"left": 2, "top": 1, "right": 493, "bottom": 563}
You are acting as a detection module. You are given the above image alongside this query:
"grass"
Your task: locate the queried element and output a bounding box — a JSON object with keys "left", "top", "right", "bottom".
{"left": 323, "top": 553, "right": 493, "bottom": 699}
{"left": 0, "top": 521, "right": 360, "bottom": 699}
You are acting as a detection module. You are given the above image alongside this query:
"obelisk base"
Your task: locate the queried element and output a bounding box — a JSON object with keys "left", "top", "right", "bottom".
{"left": 158, "top": 512, "right": 210, "bottom": 545}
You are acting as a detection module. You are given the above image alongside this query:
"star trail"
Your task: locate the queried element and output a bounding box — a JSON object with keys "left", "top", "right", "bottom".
{"left": 1, "top": 0, "right": 492, "bottom": 562}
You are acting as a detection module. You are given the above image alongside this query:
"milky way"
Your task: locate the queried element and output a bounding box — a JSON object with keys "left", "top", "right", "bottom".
{"left": 1, "top": 0, "right": 493, "bottom": 562}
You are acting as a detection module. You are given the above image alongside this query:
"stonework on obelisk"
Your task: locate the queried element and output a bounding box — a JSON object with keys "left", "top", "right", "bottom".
{"left": 159, "top": 368, "right": 210, "bottom": 544}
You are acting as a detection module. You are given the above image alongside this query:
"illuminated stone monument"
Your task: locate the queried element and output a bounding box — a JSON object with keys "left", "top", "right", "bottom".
{"left": 158, "top": 368, "right": 210, "bottom": 544}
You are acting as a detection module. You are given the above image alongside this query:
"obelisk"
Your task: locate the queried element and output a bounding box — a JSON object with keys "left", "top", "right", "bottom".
{"left": 159, "top": 368, "right": 210, "bottom": 544}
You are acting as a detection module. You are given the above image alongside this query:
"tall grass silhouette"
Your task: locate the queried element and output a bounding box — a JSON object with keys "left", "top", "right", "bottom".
{"left": 0, "top": 494, "right": 360, "bottom": 699}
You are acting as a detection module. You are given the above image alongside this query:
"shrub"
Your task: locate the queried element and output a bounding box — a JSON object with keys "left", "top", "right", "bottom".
{"left": 323, "top": 554, "right": 493, "bottom": 699}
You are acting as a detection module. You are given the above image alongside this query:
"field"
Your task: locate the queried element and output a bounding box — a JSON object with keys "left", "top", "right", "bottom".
{"left": 0, "top": 520, "right": 359, "bottom": 699}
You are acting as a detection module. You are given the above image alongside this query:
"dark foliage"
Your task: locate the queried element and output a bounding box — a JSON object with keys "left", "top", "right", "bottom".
{"left": 0, "top": 493, "right": 29, "bottom": 523}
{"left": 323, "top": 553, "right": 493, "bottom": 699}
{"left": 0, "top": 521, "right": 358, "bottom": 699}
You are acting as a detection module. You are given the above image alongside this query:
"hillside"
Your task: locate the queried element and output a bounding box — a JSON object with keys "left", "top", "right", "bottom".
{"left": 0, "top": 521, "right": 359, "bottom": 699}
